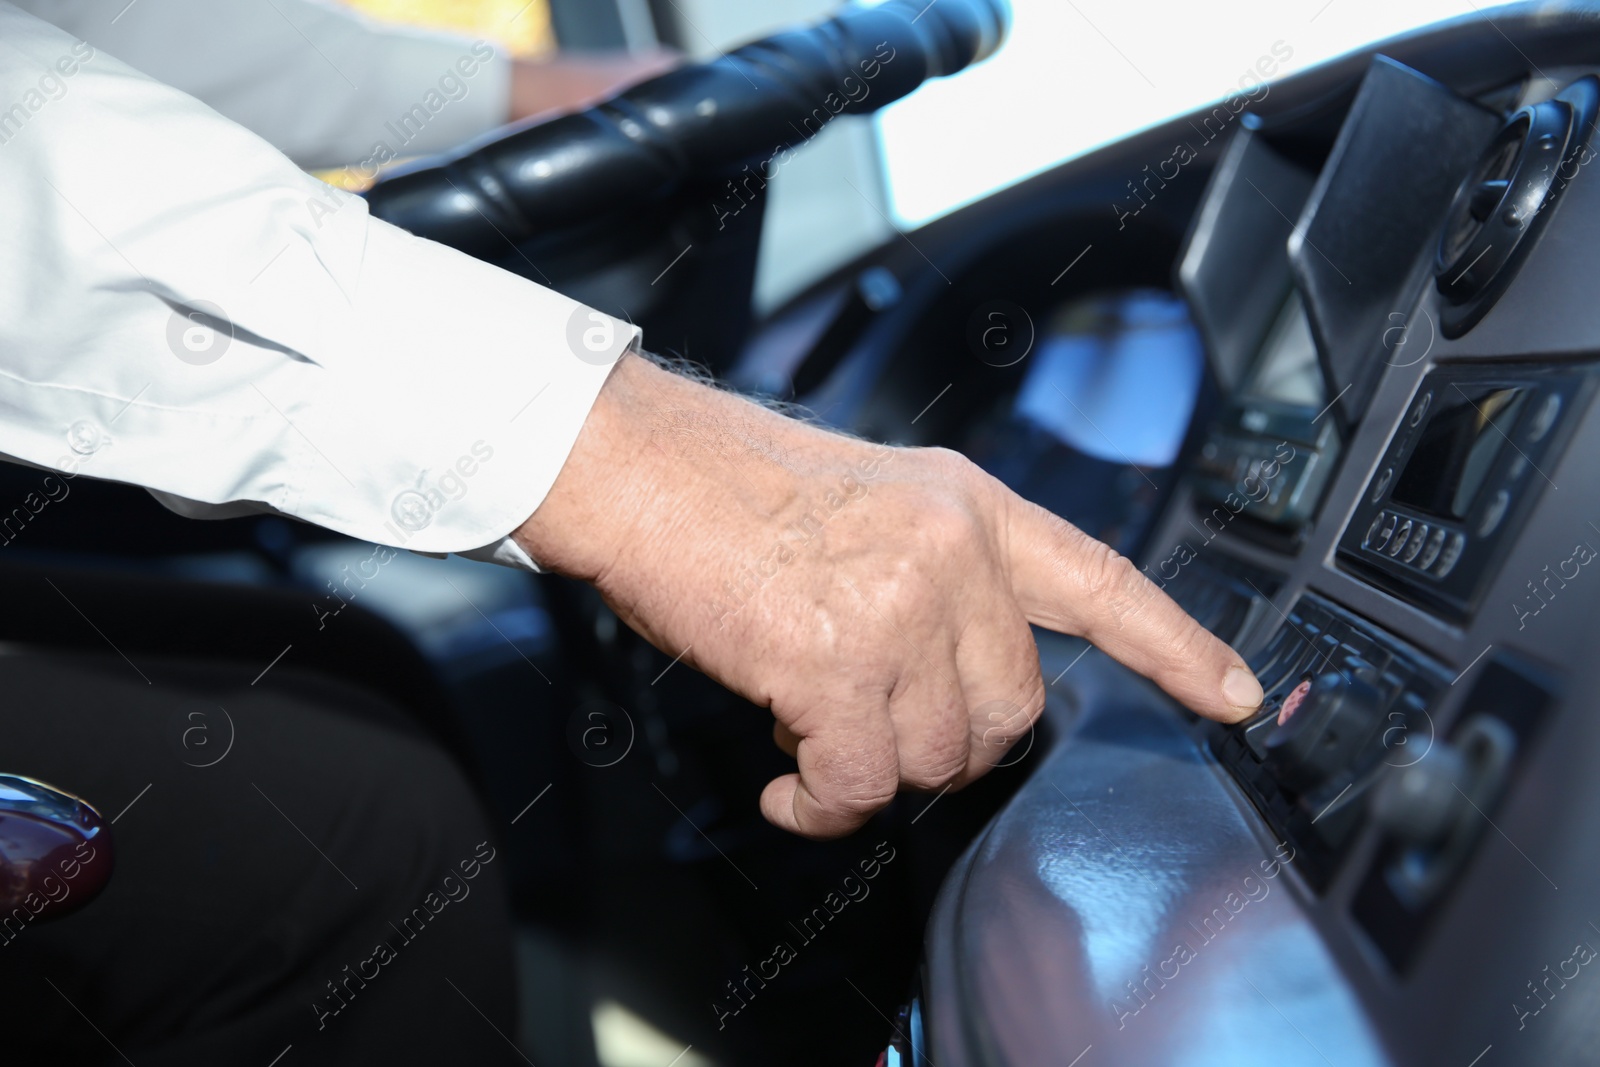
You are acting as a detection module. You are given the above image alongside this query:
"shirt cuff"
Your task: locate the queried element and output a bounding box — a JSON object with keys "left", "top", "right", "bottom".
{"left": 456, "top": 536, "right": 543, "bottom": 572}
{"left": 119, "top": 214, "right": 640, "bottom": 568}
{"left": 293, "top": 220, "right": 641, "bottom": 558}
{"left": 149, "top": 495, "right": 549, "bottom": 573}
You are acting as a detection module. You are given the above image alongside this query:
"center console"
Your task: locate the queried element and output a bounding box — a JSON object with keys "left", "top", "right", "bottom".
{"left": 1151, "top": 50, "right": 1600, "bottom": 1054}
{"left": 1167, "top": 54, "right": 1600, "bottom": 971}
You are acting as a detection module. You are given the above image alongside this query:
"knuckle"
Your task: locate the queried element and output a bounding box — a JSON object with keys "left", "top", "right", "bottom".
{"left": 918, "top": 445, "right": 977, "bottom": 476}
{"left": 983, "top": 700, "right": 1032, "bottom": 759}
{"left": 939, "top": 448, "right": 1006, "bottom": 509}
{"left": 901, "top": 743, "right": 968, "bottom": 791}
{"left": 811, "top": 745, "right": 899, "bottom": 815}
{"left": 1078, "top": 539, "right": 1140, "bottom": 605}
{"left": 975, "top": 692, "right": 1035, "bottom": 741}
{"left": 913, "top": 447, "right": 995, "bottom": 508}
{"left": 976, "top": 722, "right": 1022, "bottom": 760}
{"left": 916, "top": 493, "right": 978, "bottom": 548}
{"left": 1164, "top": 613, "right": 1212, "bottom": 661}
{"left": 828, "top": 781, "right": 898, "bottom": 820}
{"left": 976, "top": 693, "right": 1041, "bottom": 757}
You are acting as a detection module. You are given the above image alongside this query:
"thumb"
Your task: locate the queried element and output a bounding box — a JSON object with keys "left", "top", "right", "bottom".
{"left": 760, "top": 722, "right": 899, "bottom": 840}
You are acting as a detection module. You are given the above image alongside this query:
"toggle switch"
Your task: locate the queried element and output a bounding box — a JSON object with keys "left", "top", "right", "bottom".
{"left": 1262, "top": 672, "right": 1387, "bottom": 793}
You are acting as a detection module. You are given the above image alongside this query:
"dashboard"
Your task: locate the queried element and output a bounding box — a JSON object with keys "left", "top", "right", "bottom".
{"left": 732, "top": 5, "right": 1600, "bottom": 1064}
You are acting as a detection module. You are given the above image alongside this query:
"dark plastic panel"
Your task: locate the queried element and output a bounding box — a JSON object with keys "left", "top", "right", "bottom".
{"left": 1289, "top": 57, "right": 1500, "bottom": 428}
{"left": 1178, "top": 127, "right": 1316, "bottom": 393}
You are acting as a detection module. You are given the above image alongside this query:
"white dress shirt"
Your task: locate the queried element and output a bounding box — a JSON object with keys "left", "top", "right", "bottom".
{"left": 0, "top": 2, "right": 639, "bottom": 570}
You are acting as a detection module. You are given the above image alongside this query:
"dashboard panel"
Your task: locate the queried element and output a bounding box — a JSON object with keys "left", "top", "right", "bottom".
{"left": 738, "top": 5, "right": 1600, "bottom": 1066}
{"left": 1102, "top": 44, "right": 1600, "bottom": 1067}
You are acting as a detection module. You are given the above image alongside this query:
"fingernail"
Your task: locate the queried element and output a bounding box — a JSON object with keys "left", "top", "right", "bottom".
{"left": 1223, "top": 665, "right": 1264, "bottom": 712}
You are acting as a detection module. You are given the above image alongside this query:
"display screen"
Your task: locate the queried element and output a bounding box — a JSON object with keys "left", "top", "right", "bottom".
{"left": 1241, "top": 291, "right": 1324, "bottom": 407}
{"left": 1391, "top": 386, "right": 1528, "bottom": 520}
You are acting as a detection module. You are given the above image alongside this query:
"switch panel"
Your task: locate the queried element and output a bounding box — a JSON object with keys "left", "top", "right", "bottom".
{"left": 1210, "top": 594, "right": 1448, "bottom": 889}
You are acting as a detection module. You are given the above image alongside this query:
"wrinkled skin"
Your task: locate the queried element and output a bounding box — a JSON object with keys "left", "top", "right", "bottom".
{"left": 517, "top": 354, "right": 1263, "bottom": 840}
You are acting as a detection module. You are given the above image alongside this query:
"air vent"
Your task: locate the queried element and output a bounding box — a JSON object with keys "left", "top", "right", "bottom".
{"left": 1435, "top": 77, "right": 1598, "bottom": 335}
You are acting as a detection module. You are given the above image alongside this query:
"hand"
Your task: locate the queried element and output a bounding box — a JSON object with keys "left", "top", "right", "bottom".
{"left": 516, "top": 355, "right": 1264, "bottom": 839}
{"left": 509, "top": 50, "right": 682, "bottom": 122}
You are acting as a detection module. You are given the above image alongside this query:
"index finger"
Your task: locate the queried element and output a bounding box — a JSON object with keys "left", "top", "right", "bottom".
{"left": 1004, "top": 498, "right": 1263, "bottom": 723}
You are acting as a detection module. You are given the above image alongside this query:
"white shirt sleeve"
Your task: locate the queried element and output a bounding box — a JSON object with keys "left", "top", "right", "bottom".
{"left": 5, "top": 0, "right": 514, "bottom": 169}
{"left": 0, "top": 4, "right": 640, "bottom": 570}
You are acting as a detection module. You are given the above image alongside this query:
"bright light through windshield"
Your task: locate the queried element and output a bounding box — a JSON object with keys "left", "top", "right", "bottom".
{"left": 871, "top": 0, "right": 1490, "bottom": 227}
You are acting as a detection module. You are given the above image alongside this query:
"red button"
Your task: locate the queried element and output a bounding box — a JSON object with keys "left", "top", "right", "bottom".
{"left": 1278, "top": 678, "right": 1313, "bottom": 726}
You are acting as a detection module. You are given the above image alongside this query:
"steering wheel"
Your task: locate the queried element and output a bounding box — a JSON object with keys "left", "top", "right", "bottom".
{"left": 365, "top": 0, "right": 1012, "bottom": 257}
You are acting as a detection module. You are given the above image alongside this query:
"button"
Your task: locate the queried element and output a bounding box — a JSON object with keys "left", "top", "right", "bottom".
{"left": 391, "top": 491, "right": 433, "bottom": 532}
{"left": 1387, "top": 519, "right": 1414, "bottom": 557}
{"left": 1418, "top": 527, "right": 1446, "bottom": 570}
{"left": 1435, "top": 531, "right": 1466, "bottom": 577}
{"left": 1526, "top": 392, "right": 1562, "bottom": 443}
{"left": 1277, "top": 677, "right": 1314, "bottom": 726}
{"left": 1366, "top": 511, "right": 1397, "bottom": 553}
{"left": 1402, "top": 523, "right": 1429, "bottom": 563}
{"left": 1262, "top": 672, "right": 1387, "bottom": 793}
{"left": 1478, "top": 489, "right": 1511, "bottom": 536}
{"left": 1506, "top": 453, "right": 1528, "bottom": 481}
{"left": 1371, "top": 467, "right": 1394, "bottom": 504}
{"left": 1410, "top": 391, "right": 1433, "bottom": 428}
{"left": 66, "top": 420, "right": 104, "bottom": 455}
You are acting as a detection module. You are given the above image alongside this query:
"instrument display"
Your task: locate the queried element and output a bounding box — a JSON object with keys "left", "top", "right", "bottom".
{"left": 1389, "top": 385, "right": 1527, "bottom": 521}
{"left": 1339, "top": 365, "right": 1593, "bottom": 619}
{"left": 1240, "top": 291, "right": 1324, "bottom": 408}
{"left": 1190, "top": 289, "right": 1339, "bottom": 532}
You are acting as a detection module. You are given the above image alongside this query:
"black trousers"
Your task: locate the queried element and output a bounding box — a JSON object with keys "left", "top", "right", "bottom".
{"left": 0, "top": 646, "right": 521, "bottom": 1066}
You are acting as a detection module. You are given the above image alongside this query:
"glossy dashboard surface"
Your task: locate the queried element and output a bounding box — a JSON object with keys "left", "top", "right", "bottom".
{"left": 923, "top": 646, "right": 1388, "bottom": 1067}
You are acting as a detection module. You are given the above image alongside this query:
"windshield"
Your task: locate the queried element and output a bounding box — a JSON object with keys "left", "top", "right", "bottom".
{"left": 869, "top": 0, "right": 1491, "bottom": 226}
